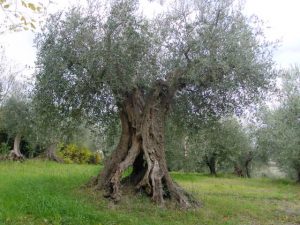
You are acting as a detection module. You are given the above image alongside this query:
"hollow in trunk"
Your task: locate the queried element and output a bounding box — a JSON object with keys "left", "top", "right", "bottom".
{"left": 88, "top": 84, "right": 200, "bottom": 208}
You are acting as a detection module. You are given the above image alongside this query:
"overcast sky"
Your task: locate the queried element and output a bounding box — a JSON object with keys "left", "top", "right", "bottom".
{"left": 0, "top": 0, "right": 299, "bottom": 78}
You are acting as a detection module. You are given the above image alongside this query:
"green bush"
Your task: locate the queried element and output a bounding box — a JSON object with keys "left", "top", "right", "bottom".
{"left": 58, "top": 143, "right": 102, "bottom": 164}
{"left": 0, "top": 143, "right": 10, "bottom": 155}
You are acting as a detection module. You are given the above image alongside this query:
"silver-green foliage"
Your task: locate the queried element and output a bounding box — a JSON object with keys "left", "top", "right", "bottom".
{"left": 193, "top": 118, "right": 251, "bottom": 171}
{"left": 257, "top": 66, "right": 300, "bottom": 180}
{"left": 166, "top": 117, "right": 252, "bottom": 173}
{"left": 34, "top": 0, "right": 275, "bottom": 126}
{"left": 0, "top": 95, "right": 31, "bottom": 138}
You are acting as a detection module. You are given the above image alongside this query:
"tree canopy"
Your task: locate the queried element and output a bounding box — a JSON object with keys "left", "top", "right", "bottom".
{"left": 35, "top": 0, "right": 275, "bottom": 124}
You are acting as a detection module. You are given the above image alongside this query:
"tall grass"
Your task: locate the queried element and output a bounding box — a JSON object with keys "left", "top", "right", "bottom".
{"left": 0, "top": 160, "right": 299, "bottom": 225}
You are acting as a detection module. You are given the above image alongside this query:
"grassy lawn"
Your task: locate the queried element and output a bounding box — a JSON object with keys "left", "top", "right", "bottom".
{"left": 0, "top": 161, "right": 299, "bottom": 225}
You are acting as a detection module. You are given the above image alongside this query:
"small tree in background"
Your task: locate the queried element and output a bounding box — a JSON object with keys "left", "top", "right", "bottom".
{"left": 184, "top": 118, "right": 252, "bottom": 176}
{"left": 0, "top": 95, "right": 31, "bottom": 159}
{"left": 257, "top": 67, "right": 300, "bottom": 182}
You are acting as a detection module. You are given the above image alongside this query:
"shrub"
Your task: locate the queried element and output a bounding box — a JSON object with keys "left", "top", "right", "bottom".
{"left": 58, "top": 143, "right": 101, "bottom": 164}
{"left": 0, "top": 143, "right": 10, "bottom": 155}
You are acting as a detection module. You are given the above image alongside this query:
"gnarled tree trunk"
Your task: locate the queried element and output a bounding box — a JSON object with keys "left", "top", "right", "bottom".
{"left": 9, "top": 134, "right": 24, "bottom": 160}
{"left": 45, "top": 143, "right": 64, "bottom": 163}
{"left": 89, "top": 82, "right": 200, "bottom": 208}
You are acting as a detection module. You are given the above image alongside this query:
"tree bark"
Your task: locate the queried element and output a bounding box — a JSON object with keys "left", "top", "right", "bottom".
{"left": 88, "top": 83, "right": 200, "bottom": 208}
{"left": 45, "top": 143, "right": 64, "bottom": 163}
{"left": 9, "top": 134, "right": 24, "bottom": 160}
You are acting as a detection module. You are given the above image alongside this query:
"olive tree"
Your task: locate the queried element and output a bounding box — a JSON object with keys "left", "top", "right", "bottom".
{"left": 0, "top": 95, "right": 31, "bottom": 159}
{"left": 257, "top": 67, "right": 300, "bottom": 182}
{"left": 185, "top": 118, "right": 252, "bottom": 176}
{"left": 34, "top": 0, "right": 275, "bottom": 208}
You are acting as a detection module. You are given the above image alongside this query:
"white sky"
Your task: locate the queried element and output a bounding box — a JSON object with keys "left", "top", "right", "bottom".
{"left": 244, "top": 0, "right": 300, "bottom": 67}
{"left": 0, "top": 0, "right": 299, "bottom": 78}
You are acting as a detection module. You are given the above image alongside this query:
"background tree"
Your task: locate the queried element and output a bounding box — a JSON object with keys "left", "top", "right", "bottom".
{"left": 166, "top": 116, "right": 255, "bottom": 177}
{"left": 185, "top": 118, "right": 252, "bottom": 176}
{"left": 165, "top": 117, "right": 192, "bottom": 172}
{"left": 228, "top": 121, "right": 254, "bottom": 178}
{"left": 257, "top": 66, "right": 300, "bottom": 182}
{"left": 31, "top": 90, "right": 89, "bottom": 162}
{"left": 34, "top": 0, "right": 275, "bottom": 208}
{"left": 0, "top": 94, "right": 31, "bottom": 159}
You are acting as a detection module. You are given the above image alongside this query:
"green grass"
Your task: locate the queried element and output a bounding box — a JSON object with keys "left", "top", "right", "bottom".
{"left": 0, "top": 161, "right": 299, "bottom": 225}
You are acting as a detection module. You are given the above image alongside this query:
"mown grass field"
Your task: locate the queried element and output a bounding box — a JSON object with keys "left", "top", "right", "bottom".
{"left": 0, "top": 160, "right": 299, "bottom": 225}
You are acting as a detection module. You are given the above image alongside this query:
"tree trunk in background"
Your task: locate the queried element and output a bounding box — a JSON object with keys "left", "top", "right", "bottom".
{"left": 244, "top": 152, "right": 253, "bottom": 178}
{"left": 245, "top": 160, "right": 251, "bottom": 178}
{"left": 88, "top": 83, "right": 200, "bottom": 209}
{"left": 208, "top": 162, "right": 217, "bottom": 176}
{"left": 297, "top": 170, "right": 300, "bottom": 183}
{"left": 9, "top": 134, "right": 24, "bottom": 160}
{"left": 45, "top": 143, "right": 64, "bottom": 163}
{"left": 234, "top": 164, "right": 244, "bottom": 177}
{"left": 205, "top": 155, "right": 217, "bottom": 176}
